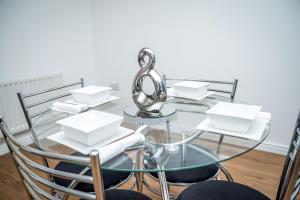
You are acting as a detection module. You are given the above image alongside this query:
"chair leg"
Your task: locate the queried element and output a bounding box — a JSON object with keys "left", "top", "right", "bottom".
{"left": 217, "top": 135, "right": 224, "bottom": 154}
{"left": 218, "top": 163, "right": 233, "bottom": 182}
{"left": 135, "top": 171, "right": 144, "bottom": 193}
{"left": 158, "top": 170, "right": 170, "bottom": 200}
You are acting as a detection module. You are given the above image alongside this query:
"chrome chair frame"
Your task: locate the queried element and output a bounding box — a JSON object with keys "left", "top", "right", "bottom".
{"left": 141, "top": 75, "right": 237, "bottom": 198}
{"left": 1, "top": 117, "right": 105, "bottom": 200}
{"left": 16, "top": 78, "right": 135, "bottom": 197}
{"left": 16, "top": 78, "right": 85, "bottom": 198}
{"left": 276, "top": 111, "right": 300, "bottom": 200}
{"left": 163, "top": 75, "right": 238, "bottom": 154}
{"left": 17, "top": 78, "right": 84, "bottom": 142}
{"left": 177, "top": 111, "right": 300, "bottom": 200}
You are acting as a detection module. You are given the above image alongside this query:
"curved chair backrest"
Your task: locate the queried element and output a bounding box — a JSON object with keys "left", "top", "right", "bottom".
{"left": 163, "top": 75, "right": 238, "bottom": 102}
{"left": 276, "top": 111, "right": 300, "bottom": 200}
{"left": 17, "top": 78, "right": 84, "bottom": 146}
{"left": 17, "top": 78, "right": 84, "bottom": 130}
{"left": 0, "top": 117, "right": 105, "bottom": 200}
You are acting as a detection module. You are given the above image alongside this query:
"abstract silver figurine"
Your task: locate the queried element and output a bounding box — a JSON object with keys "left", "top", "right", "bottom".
{"left": 132, "top": 48, "right": 167, "bottom": 113}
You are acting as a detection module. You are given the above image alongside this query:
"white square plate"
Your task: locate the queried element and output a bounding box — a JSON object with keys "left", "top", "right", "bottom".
{"left": 173, "top": 81, "right": 209, "bottom": 99}
{"left": 71, "top": 86, "right": 111, "bottom": 95}
{"left": 167, "top": 88, "right": 215, "bottom": 101}
{"left": 56, "top": 110, "right": 123, "bottom": 146}
{"left": 173, "top": 81, "right": 209, "bottom": 89}
{"left": 71, "top": 86, "right": 112, "bottom": 105}
{"left": 47, "top": 126, "right": 134, "bottom": 154}
{"left": 207, "top": 102, "right": 262, "bottom": 120}
{"left": 206, "top": 102, "right": 262, "bottom": 133}
{"left": 65, "top": 96, "right": 119, "bottom": 108}
{"left": 196, "top": 112, "right": 271, "bottom": 140}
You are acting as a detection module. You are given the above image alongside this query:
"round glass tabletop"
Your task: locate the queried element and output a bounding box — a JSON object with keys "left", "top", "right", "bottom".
{"left": 31, "top": 91, "right": 270, "bottom": 172}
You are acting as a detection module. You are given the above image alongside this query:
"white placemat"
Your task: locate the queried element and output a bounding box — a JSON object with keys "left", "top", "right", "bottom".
{"left": 65, "top": 96, "right": 119, "bottom": 108}
{"left": 167, "top": 88, "right": 215, "bottom": 101}
{"left": 196, "top": 112, "right": 271, "bottom": 140}
{"left": 47, "top": 126, "right": 133, "bottom": 155}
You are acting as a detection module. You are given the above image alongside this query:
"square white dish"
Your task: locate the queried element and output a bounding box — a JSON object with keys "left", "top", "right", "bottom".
{"left": 167, "top": 88, "right": 215, "bottom": 101}
{"left": 71, "top": 86, "right": 112, "bottom": 105}
{"left": 56, "top": 110, "right": 123, "bottom": 146}
{"left": 173, "top": 81, "right": 209, "bottom": 99}
{"left": 206, "top": 102, "right": 262, "bottom": 133}
{"left": 196, "top": 112, "right": 271, "bottom": 140}
{"left": 47, "top": 126, "right": 134, "bottom": 155}
{"left": 65, "top": 96, "right": 119, "bottom": 108}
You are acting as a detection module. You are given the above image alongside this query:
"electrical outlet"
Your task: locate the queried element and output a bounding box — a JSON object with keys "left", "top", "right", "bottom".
{"left": 110, "top": 83, "right": 119, "bottom": 90}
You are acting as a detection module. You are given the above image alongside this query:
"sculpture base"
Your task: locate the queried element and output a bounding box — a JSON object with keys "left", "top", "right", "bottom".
{"left": 123, "top": 104, "right": 177, "bottom": 125}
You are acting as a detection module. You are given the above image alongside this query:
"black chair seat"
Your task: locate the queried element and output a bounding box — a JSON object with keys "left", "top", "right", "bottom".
{"left": 148, "top": 164, "right": 219, "bottom": 183}
{"left": 104, "top": 189, "right": 151, "bottom": 200}
{"left": 145, "top": 144, "right": 219, "bottom": 183}
{"left": 54, "top": 152, "right": 133, "bottom": 191}
{"left": 177, "top": 180, "right": 270, "bottom": 200}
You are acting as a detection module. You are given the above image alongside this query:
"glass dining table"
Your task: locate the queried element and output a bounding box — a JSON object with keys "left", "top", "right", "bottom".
{"left": 30, "top": 90, "right": 270, "bottom": 200}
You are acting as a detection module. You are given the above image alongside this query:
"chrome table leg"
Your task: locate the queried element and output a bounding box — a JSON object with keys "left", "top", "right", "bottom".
{"left": 136, "top": 171, "right": 144, "bottom": 193}
{"left": 158, "top": 169, "right": 170, "bottom": 200}
{"left": 217, "top": 134, "right": 224, "bottom": 154}
{"left": 166, "top": 120, "right": 171, "bottom": 143}
{"left": 135, "top": 149, "right": 144, "bottom": 192}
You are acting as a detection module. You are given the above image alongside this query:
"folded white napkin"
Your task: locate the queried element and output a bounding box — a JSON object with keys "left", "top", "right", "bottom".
{"left": 52, "top": 102, "right": 88, "bottom": 113}
{"left": 97, "top": 131, "right": 145, "bottom": 163}
{"left": 97, "top": 143, "right": 126, "bottom": 164}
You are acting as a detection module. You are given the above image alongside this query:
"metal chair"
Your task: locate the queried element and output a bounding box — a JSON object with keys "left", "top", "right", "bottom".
{"left": 0, "top": 117, "right": 151, "bottom": 200}
{"left": 163, "top": 75, "right": 238, "bottom": 151}
{"left": 17, "top": 78, "right": 84, "bottom": 143}
{"left": 142, "top": 76, "right": 238, "bottom": 198}
{"left": 17, "top": 78, "right": 135, "bottom": 196}
{"left": 177, "top": 111, "right": 300, "bottom": 200}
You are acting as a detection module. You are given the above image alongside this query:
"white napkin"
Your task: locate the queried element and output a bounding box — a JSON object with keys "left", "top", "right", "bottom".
{"left": 52, "top": 102, "right": 88, "bottom": 113}
{"left": 97, "top": 143, "right": 126, "bottom": 164}
{"left": 96, "top": 131, "right": 145, "bottom": 163}
{"left": 115, "top": 132, "right": 145, "bottom": 148}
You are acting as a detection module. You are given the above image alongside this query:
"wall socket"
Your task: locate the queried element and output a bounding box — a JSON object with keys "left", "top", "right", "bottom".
{"left": 110, "top": 83, "right": 119, "bottom": 90}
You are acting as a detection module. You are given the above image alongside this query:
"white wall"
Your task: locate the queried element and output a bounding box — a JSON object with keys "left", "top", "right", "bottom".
{"left": 0, "top": 0, "right": 299, "bottom": 153}
{"left": 90, "top": 0, "right": 300, "bottom": 151}
{"left": 0, "top": 0, "right": 95, "bottom": 84}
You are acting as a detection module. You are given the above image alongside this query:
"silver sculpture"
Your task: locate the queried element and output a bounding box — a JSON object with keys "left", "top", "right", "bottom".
{"left": 132, "top": 48, "right": 167, "bottom": 114}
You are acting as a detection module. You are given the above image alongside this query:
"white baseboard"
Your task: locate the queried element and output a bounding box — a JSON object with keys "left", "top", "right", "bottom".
{"left": 217, "top": 135, "right": 289, "bottom": 155}
{"left": 255, "top": 141, "right": 288, "bottom": 155}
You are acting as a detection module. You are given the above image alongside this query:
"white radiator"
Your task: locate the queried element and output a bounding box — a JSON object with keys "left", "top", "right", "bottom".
{"left": 0, "top": 74, "right": 64, "bottom": 134}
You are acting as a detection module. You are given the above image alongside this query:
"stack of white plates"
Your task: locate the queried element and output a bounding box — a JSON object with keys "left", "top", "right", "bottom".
{"left": 196, "top": 102, "right": 271, "bottom": 140}
{"left": 48, "top": 110, "right": 146, "bottom": 163}
{"left": 206, "top": 102, "right": 262, "bottom": 133}
{"left": 56, "top": 110, "right": 124, "bottom": 146}
{"left": 168, "top": 81, "right": 214, "bottom": 101}
{"left": 71, "top": 86, "right": 112, "bottom": 105}
{"left": 69, "top": 85, "right": 119, "bottom": 107}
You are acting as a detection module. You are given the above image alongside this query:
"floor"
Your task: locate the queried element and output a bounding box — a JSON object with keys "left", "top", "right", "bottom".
{"left": 0, "top": 148, "right": 290, "bottom": 200}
